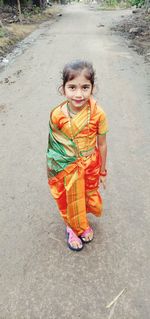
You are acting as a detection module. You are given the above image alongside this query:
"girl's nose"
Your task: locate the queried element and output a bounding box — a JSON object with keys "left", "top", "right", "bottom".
{"left": 75, "top": 89, "right": 83, "bottom": 97}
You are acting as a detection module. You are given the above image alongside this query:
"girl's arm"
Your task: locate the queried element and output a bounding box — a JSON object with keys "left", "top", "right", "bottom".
{"left": 97, "top": 134, "right": 107, "bottom": 189}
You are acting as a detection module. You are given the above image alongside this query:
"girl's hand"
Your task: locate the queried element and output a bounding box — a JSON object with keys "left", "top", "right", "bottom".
{"left": 100, "top": 175, "right": 106, "bottom": 189}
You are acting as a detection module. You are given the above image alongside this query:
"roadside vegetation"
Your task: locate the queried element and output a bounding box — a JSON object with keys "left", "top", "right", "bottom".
{"left": 96, "top": 0, "right": 150, "bottom": 60}
{"left": 98, "top": 0, "right": 150, "bottom": 60}
{"left": 98, "top": 0, "right": 149, "bottom": 9}
{"left": 112, "top": 9, "right": 150, "bottom": 61}
{"left": 0, "top": 1, "right": 61, "bottom": 57}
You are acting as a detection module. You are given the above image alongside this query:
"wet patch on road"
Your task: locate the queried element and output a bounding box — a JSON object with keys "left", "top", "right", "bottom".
{"left": 0, "top": 103, "right": 7, "bottom": 113}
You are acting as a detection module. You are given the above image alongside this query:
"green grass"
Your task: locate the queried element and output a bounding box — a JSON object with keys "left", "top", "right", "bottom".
{"left": 0, "top": 28, "right": 7, "bottom": 38}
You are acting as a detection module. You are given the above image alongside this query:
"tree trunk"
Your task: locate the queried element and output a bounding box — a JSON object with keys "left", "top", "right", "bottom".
{"left": 16, "top": 0, "right": 22, "bottom": 23}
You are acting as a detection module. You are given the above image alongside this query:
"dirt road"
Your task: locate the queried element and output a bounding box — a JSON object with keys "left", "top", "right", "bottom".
{"left": 0, "top": 4, "right": 150, "bottom": 318}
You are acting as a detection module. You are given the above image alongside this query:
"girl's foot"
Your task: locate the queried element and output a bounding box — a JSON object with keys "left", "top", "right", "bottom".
{"left": 80, "top": 227, "right": 94, "bottom": 243}
{"left": 66, "top": 226, "right": 83, "bottom": 251}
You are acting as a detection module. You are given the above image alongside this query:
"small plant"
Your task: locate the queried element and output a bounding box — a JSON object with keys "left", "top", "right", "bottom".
{"left": 32, "top": 5, "right": 42, "bottom": 14}
{"left": 100, "top": 0, "right": 119, "bottom": 8}
{"left": 0, "top": 28, "right": 7, "bottom": 38}
{"left": 129, "top": 0, "right": 145, "bottom": 6}
{"left": 106, "top": 0, "right": 118, "bottom": 7}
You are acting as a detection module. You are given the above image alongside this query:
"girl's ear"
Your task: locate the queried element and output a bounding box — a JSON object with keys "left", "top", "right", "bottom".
{"left": 58, "top": 85, "right": 65, "bottom": 96}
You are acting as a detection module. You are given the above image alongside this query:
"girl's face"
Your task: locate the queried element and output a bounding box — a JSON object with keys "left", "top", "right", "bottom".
{"left": 63, "top": 70, "right": 93, "bottom": 110}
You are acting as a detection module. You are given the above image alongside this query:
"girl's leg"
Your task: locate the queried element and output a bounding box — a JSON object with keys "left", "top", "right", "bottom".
{"left": 85, "top": 152, "right": 103, "bottom": 217}
{"left": 48, "top": 170, "right": 89, "bottom": 236}
{"left": 65, "top": 170, "right": 89, "bottom": 236}
{"left": 86, "top": 189, "right": 103, "bottom": 216}
{"left": 49, "top": 177, "right": 84, "bottom": 249}
{"left": 49, "top": 178, "right": 68, "bottom": 224}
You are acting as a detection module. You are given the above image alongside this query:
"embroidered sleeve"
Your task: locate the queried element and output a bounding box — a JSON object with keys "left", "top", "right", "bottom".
{"left": 97, "top": 110, "right": 109, "bottom": 135}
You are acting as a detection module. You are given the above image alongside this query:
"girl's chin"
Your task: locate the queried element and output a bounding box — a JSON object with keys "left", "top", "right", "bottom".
{"left": 70, "top": 100, "right": 87, "bottom": 108}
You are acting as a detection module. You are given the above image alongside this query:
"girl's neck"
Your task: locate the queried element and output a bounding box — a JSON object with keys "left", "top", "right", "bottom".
{"left": 67, "top": 101, "right": 88, "bottom": 114}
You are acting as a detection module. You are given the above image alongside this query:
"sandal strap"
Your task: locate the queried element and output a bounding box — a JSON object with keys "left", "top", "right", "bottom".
{"left": 67, "top": 226, "right": 82, "bottom": 245}
{"left": 80, "top": 227, "right": 93, "bottom": 238}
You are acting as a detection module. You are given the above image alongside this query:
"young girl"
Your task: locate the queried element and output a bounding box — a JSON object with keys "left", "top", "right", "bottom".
{"left": 47, "top": 60, "right": 108, "bottom": 251}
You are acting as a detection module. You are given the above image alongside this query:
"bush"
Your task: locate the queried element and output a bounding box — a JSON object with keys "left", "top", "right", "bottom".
{"left": 129, "top": 0, "right": 145, "bottom": 7}
{"left": 106, "top": 0, "right": 118, "bottom": 7}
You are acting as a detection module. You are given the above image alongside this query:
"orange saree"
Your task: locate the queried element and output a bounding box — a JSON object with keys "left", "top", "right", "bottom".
{"left": 47, "top": 97, "right": 108, "bottom": 236}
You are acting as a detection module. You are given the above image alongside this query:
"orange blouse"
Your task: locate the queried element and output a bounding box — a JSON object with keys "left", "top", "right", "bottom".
{"left": 51, "top": 97, "right": 108, "bottom": 156}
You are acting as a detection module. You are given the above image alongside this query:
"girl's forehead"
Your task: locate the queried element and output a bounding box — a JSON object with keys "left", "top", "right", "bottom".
{"left": 66, "top": 72, "right": 91, "bottom": 84}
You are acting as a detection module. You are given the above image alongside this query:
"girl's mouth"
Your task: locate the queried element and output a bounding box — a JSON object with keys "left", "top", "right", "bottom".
{"left": 73, "top": 99, "right": 84, "bottom": 104}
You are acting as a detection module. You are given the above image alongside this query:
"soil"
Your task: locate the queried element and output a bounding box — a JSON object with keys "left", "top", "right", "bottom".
{"left": 111, "top": 8, "right": 150, "bottom": 62}
{"left": 0, "top": 5, "right": 61, "bottom": 57}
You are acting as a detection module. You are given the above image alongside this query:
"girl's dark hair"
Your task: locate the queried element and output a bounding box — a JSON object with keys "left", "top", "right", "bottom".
{"left": 62, "top": 60, "right": 95, "bottom": 89}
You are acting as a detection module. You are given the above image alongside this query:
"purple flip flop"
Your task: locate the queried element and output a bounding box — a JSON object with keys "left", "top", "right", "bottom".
{"left": 66, "top": 226, "right": 84, "bottom": 251}
{"left": 80, "top": 227, "right": 94, "bottom": 243}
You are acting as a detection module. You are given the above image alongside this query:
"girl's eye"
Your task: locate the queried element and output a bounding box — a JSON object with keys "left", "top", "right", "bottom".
{"left": 83, "top": 86, "right": 90, "bottom": 90}
{"left": 69, "top": 86, "right": 76, "bottom": 90}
